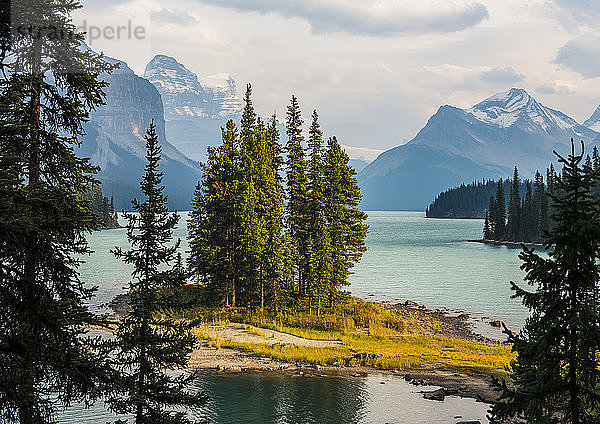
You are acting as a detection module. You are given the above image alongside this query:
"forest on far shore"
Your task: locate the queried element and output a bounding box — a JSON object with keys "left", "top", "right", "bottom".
{"left": 427, "top": 146, "right": 600, "bottom": 243}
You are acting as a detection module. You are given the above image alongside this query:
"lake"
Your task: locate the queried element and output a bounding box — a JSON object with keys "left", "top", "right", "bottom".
{"left": 69, "top": 210, "right": 533, "bottom": 423}
{"left": 82, "top": 211, "right": 530, "bottom": 330}
{"left": 58, "top": 373, "right": 491, "bottom": 424}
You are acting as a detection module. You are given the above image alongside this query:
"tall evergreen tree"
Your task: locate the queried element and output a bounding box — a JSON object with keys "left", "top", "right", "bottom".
{"left": 284, "top": 95, "right": 309, "bottom": 301}
{"left": 507, "top": 167, "right": 522, "bottom": 240}
{"left": 495, "top": 179, "right": 506, "bottom": 239}
{"left": 323, "top": 136, "right": 368, "bottom": 305}
{"left": 532, "top": 170, "right": 547, "bottom": 241}
{"left": 261, "top": 115, "right": 287, "bottom": 311}
{"left": 547, "top": 163, "right": 557, "bottom": 232}
{"left": 238, "top": 84, "right": 263, "bottom": 306}
{"left": 0, "top": 1, "right": 115, "bottom": 421}
{"left": 487, "top": 195, "right": 497, "bottom": 239}
{"left": 491, "top": 141, "right": 600, "bottom": 424}
{"left": 305, "top": 110, "right": 333, "bottom": 311}
{"left": 188, "top": 120, "right": 243, "bottom": 306}
{"left": 483, "top": 211, "right": 491, "bottom": 240}
{"left": 521, "top": 180, "right": 534, "bottom": 242}
{"left": 109, "top": 123, "right": 204, "bottom": 423}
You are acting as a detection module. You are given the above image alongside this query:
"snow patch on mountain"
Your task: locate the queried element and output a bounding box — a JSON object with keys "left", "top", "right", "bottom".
{"left": 584, "top": 105, "right": 600, "bottom": 132}
{"left": 200, "top": 73, "right": 242, "bottom": 118}
{"left": 466, "top": 88, "right": 574, "bottom": 132}
{"left": 144, "top": 55, "right": 241, "bottom": 120}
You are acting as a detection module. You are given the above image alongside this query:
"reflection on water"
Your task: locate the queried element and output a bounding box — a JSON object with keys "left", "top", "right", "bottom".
{"left": 71, "top": 211, "right": 503, "bottom": 422}
{"left": 195, "top": 372, "right": 365, "bottom": 424}
{"left": 57, "top": 372, "right": 490, "bottom": 424}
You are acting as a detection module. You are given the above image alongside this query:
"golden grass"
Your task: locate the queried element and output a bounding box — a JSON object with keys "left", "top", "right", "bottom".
{"left": 188, "top": 297, "right": 515, "bottom": 376}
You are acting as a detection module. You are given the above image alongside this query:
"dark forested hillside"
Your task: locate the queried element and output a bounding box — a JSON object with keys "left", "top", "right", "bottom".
{"left": 85, "top": 184, "right": 120, "bottom": 229}
{"left": 426, "top": 179, "right": 525, "bottom": 218}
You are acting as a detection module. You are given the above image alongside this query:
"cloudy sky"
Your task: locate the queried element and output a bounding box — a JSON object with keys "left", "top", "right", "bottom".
{"left": 76, "top": 0, "right": 600, "bottom": 152}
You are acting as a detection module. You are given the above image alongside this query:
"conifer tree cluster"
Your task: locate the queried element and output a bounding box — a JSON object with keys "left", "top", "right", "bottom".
{"left": 490, "top": 141, "right": 600, "bottom": 423}
{"left": 188, "top": 87, "right": 368, "bottom": 312}
{"left": 426, "top": 180, "right": 500, "bottom": 218}
{"left": 85, "top": 183, "right": 120, "bottom": 229}
{"left": 484, "top": 166, "right": 555, "bottom": 243}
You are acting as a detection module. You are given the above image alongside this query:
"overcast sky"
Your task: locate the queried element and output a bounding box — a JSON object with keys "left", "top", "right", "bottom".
{"left": 76, "top": 0, "right": 600, "bottom": 151}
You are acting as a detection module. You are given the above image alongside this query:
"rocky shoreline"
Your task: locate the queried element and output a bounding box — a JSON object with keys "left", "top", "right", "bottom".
{"left": 466, "top": 239, "right": 544, "bottom": 248}
{"left": 107, "top": 295, "right": 510, "bottom": 404}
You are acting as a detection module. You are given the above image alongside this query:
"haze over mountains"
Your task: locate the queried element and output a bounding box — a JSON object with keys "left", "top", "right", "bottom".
{"left": 143, "top": 55, "right": 242, "bottom": 162}
{"left": 77, "top": 56, "right": 201, "bottom": 210}
{"left": 359, "top": 88, "right": 600, "bottom": 211}
{"left": 76, "top": 50, "right": 600, "bottom": 212}
{"left": 78, "top": 52, "right": 377, "bottom": 210}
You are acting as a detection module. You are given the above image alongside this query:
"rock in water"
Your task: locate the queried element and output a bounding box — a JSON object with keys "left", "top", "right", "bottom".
{"left": 422, "top": 388, "right": 445, "bottom": 401}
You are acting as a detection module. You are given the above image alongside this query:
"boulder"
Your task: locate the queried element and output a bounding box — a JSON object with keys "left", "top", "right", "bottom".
{"left": 422, "top": 388, "right": 445, "bottom": 401}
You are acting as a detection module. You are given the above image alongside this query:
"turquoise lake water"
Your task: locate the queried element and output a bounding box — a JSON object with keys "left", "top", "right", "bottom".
{"left": 348, "top": 211, "right": 530, "bottom": 331}
{"left": 58, "top": 373, "right": 491, "bottom": 424}
{"left": 65, "top": 210, "right": 536, "bottom": 423}
{"left": 82, "top": 211, "right": 530, "bottom": 330}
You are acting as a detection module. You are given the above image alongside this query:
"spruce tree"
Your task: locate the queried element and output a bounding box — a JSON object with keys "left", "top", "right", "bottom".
{"left": 532, "top": 170, "right": 547, "bottom": 241}
{"left": 507, "top": 167, "right": 521, "bottom": 241}
{"left": 487, "top": 195, "right": 497, "bottom": 239}
{"left": 323, "top": 136, "right": 368, "bottom": 305}
{"left": 494, "top": 179, "right": 506, "bottom": 239}
{"left": 284, "top": 95, "right": 309, "bottom": 301}
{"left": 547, "top": 163, "right": 557, "bottom": 232}
{"left": 109, "top": 123, "right": 205, "bottom": 423}
{"left": 0, "top": 1, "right": 115, "bottom": 421}
{"left": 305, "top": 110, "right": 333, "bottom": 312}
{"left": 483, "top": 211, "right": 491, "bottom": 240}
{"left": 490, "top": 141, "right": 600, "bottom": 423}
{"left": 188, "top": 120, "right": 243, "bottom": 306}
{"left": 521, "top": 180, "right": 533, "bottom": 242}
{"left": 238, "top": 84, "right": 263, "bottom": 306}
{"left": 261, "top": 115, "right": 287, "bottom": 311}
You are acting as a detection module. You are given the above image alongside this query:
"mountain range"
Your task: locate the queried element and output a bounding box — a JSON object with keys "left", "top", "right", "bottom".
{"left": 359, "top": 88, "right": 600, "bottom": 210}
{"left": 77, "top": 56, "right": 202, "bottom": 210}
{"left": 77, "top": 51, "right": 381, "bottom": 210}
{"left": 143, "top": 55, "right": 242, "bottom": 163}
{"left": 76, "top": 51, "right": 600, "bottom": 212}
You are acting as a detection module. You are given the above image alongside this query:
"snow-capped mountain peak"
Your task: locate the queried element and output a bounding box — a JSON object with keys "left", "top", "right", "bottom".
{"left": 466, "top": 87, "right": 574, "bottom": 131}
{"left": 584, "top": 105, "right": 600, "bottom": 132}
{"left": 199, "top": 73, "right": 242, "bottom": 118}
{"left": 143, "top": 54, "right": 241, "bottom": 120}
{"left": 144, "top": 54, "right": 203, "bottom": 96}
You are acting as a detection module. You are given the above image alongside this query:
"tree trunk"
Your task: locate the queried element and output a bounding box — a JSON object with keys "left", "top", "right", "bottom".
{"left": 18, "top": 403, "right": 35, "bottom": 424}
{"left": 18, "top": 34, "right": 42, "bottom": 424}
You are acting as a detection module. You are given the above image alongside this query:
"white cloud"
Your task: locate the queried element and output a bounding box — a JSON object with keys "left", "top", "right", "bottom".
{"left": 555, "top": 34, "right": 600, "bottom": 79}
{"left": 151, "top": 9, "right": 197, "bottom": 25}
{"left": 75, "top": 0, "right": 600, "bottom": 150}
{"left": 423, "top": 64, "right": 524, "bottom": 89}
{"left": 480, "top": 66, "right": 524, "bottom": 84}
{"left": 195, "top": 0, "right": 489, "bottom": 36}
{"left": 550, "top": 0, "right": 600, "bottom": 29}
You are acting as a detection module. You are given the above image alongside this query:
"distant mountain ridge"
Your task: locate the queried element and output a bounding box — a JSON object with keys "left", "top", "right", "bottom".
{"left": 584, "top": 105, "right": 600, "bottom": 132}
{"left": 144, "top": 55, "right": 242, "bottom": 120}
{"left": 143, "top": 54, "right": 242, "bottom": 162}
{"left": 358, "top": 88, "right": 600, "bottom": 211}
{"left": 77, "top": 56, "right": 201, "bottom": 210}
